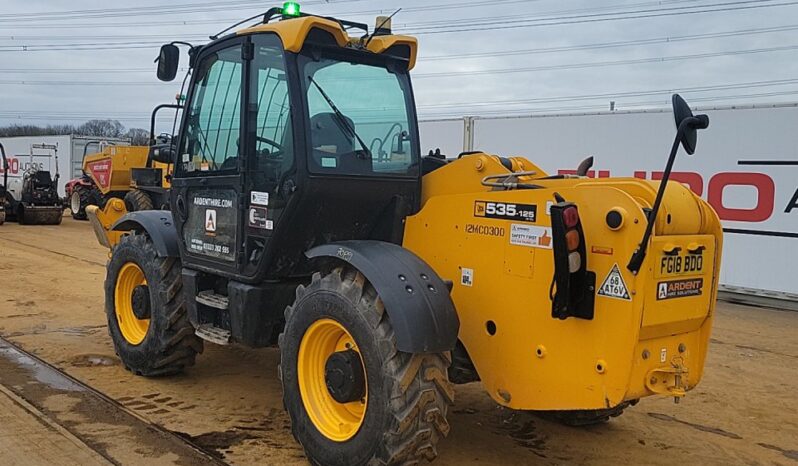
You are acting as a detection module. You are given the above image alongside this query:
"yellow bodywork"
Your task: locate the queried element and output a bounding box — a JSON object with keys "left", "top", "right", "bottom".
{"left": 87, "top": 199, "right": 128, "bottom": 251}
{"left": 403, "top": 153, "right": 722, "bottom": 411}
{"left": 83, "top": 145, "right": 172, "bottom": 195}
{"left": 83, "top": 146, "right": 150, "bottom": 195}
{"left": 238, "top": 16, "right": 418, "bottom": 69}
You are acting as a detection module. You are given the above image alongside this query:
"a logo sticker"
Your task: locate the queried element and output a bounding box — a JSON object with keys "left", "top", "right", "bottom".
{"left": 597, "top": 264, "right": 631, "bottom": 300}
{"left": 509, "top": 224, "right": 552, "bottom": 249}
{"left": 460, "top": 267, "right": 474, "bottom": 287}
{"left": 248, "top": 207, "right": 272, "bottom": 230}
{"left": 474, "top": 201, "right": 537, "bottom": 223}
{"left": 205, "top": 209, "right": 217, "bottom": 233}
{"left": 250, "top": 191, "right": 269, "bottom": 206}
{"left": 657, "top": 278, "right": 704, "bottom": 300}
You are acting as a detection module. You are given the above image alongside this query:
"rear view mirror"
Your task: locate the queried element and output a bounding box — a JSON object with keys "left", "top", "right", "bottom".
{"left": 156, "top": 44, "right": 180, "bottom": 82}
{"left": 672, "top": 94, "right": 709, "bottom": 155}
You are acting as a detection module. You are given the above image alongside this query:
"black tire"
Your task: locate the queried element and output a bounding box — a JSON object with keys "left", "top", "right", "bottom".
{"left": 124, "top": 189, "right": 154, "bottom": 213}
{"left": 0, "top": 209, "right": 5, "bottom": 225}
{"left": 105, "top": 233, "right": 203, "bottom": 376}
{"left": 70, "top": 185, "right": 93, "bottom": 220}
{"left": 538, "top": 400, "right": 635, "bottom": 426}
{"left": 280, "top": 267, "right": 454, "bottom": 466}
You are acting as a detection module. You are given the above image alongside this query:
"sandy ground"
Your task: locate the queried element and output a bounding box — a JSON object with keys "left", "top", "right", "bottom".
{"left": 0, "top": 217, "right": 796, "bottom": 465}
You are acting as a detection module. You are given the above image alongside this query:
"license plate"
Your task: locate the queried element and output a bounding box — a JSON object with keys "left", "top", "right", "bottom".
{"left": 656, "top": 252, "right": 704, "bottom": 278}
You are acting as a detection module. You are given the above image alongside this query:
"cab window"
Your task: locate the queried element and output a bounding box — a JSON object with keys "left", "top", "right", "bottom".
{"left": 301, "top": 55, "right": 417, "bottom": 177}
{"left": 180, "top": 45, "right": 243, "bottom": 174}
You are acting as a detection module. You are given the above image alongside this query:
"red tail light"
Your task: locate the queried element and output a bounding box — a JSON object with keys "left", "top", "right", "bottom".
{"left": 563, "top": 207, "right": 579, "bottom": 228}
{"left": 550, "top": 197, "right": 595, "bottom": 320}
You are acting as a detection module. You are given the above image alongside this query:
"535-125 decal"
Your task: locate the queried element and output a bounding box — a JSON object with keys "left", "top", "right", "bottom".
{"left": 474, "top": 201, "right": 537, "bottom": 223}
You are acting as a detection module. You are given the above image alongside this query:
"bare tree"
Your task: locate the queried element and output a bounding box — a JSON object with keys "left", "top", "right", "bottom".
{"left": 125, "top": 128, "right": 150, "bottom": 146}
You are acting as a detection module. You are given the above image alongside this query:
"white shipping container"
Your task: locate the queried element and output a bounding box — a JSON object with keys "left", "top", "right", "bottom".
{"left": 420, "top": 103, "right": 798, "bottom": 299}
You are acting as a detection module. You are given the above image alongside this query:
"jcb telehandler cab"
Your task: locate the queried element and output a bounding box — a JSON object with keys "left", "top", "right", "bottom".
{"left": 93, "top": 4, "right": 722, "bottom": 465}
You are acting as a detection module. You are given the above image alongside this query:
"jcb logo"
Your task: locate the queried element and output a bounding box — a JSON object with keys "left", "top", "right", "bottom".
{"left": 474, "top": 201, "right": 486, "bottom": 217}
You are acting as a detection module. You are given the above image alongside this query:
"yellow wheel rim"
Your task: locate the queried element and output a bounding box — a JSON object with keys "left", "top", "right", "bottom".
{"left": 298, "top": 318, "right": 368, "bottom": 442}
{"left": 114, "top": 262, "right": 150, "bottom": 345}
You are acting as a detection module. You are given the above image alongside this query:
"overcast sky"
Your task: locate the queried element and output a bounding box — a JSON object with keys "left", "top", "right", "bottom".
{"left": 2, "top": 0, "right": 798, "bottom": 132}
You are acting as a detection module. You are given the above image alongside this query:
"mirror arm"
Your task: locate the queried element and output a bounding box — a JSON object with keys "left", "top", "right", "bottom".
{"left": 627, "top": 122, "right": 687, "bottom": 274}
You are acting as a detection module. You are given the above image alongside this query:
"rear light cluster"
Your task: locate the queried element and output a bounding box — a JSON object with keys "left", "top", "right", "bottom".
{"left": 550, "top": 196, "right": 595, "bottom": 320}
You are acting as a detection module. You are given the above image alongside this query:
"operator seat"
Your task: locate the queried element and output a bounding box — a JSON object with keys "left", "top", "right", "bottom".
{"left": 309, "top": 112, "right": 355, "bottom": 170}
{"left": 31, "top": 170, "right": 54, "bottom": 189}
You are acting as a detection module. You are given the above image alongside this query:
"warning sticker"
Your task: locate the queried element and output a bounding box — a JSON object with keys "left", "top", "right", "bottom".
{"left": 509, "top": 224, "right": 552, "bottom": 249}
{"left": 657, "top": 278, "right": 703, "bottom": 300}
{"left": 250, "top": 191, "right": 269, "bottom": 206}
{"left": 597, "top": 264, "right": 631, "bottom": 300}
{"left": 460, "top": 268, "right": 474, "bottom": 287}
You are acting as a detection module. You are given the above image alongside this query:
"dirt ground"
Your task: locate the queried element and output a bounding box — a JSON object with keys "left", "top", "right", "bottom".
{"left": 0, "top": 217, "right": 796, "bottom": 465}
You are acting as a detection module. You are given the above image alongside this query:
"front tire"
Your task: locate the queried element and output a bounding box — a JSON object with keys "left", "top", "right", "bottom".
{"left": 70, "top": 185, "right": 93, "bottom": 220}
{"left": 280, "top": 267, "right": 454, "bottom": 466}
{"left": 105, "top": 233, "right": 202, "bottom": 376}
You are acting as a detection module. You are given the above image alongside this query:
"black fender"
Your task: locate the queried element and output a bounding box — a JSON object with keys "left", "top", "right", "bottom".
{"left": 112, "top": 210, "right": 179, "bottom": 257}
{"left": 306, "top": 240, "right": 460, "bottom": 354}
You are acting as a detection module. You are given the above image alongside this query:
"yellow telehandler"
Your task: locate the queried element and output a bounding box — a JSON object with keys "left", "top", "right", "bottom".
{"left": 90, "top": 4, "right": 722, "bottom": 465}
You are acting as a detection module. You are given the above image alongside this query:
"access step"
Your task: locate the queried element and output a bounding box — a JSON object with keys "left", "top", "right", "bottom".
{"left": 194, "top": 325, "right": 231, "bottom": 345}
{"left": 195, "top": 290, "right": 229, "bottom": 310}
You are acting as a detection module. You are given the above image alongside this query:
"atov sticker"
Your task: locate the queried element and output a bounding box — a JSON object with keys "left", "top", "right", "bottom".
{"left": 597, "top": 264, "right": 631, "bottom": 300}
{"left": 474, "top": 201, "right": 537, "bottom": 222}
{"left": 657, "top": 278, "right": 703, "bottom": 300}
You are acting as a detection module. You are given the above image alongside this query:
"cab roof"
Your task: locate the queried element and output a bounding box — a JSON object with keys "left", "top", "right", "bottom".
{"left": 236, "top": 15, "right": 418, "bottom": 70}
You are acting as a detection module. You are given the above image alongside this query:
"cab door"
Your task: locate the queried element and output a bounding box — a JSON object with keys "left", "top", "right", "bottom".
{"left": 172, "top": 37, "right": 248, "bottom": 275}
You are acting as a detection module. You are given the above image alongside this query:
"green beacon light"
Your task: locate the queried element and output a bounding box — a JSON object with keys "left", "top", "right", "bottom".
{"left": 282, "top": 2, "right": 301, "bottom": 17}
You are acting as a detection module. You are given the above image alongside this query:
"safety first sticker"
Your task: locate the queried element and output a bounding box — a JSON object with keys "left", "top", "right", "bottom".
{"left": 509, "top": 224, "right": 552, "bottom": 249}
{"left": 657, "top": 278, "right": 703, "bottom": 300}
{"left": 597, "top": 264, "right": 631, "bottom": 300}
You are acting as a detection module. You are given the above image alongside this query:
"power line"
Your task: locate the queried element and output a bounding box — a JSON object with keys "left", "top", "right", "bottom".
{"left": 417, "top": 78, "right": 798, "bottom": 109}
{"left": 1, "top": 41, "right": 796, "bottom": 81}
{"left": 3, "top": 78, "right": 797, "bottom": 118}
{"left": 421, "top": 24, "right": 798, "bottom": 60}
{"left": 406, "top": 0, "right": 798, "bottom": 34}
{"left": 418, "top": 90, "right": 798, "bottom": 118}
{"left": 413, "top": 44, "right": 798, "bottom": 79}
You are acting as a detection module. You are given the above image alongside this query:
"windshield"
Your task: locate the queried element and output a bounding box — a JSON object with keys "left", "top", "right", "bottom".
{"left": 300, "top": 54, "right": 418, "bottom": 177}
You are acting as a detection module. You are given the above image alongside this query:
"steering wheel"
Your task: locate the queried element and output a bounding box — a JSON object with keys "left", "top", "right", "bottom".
{"left": 256, "top": 136, "right": 285, "bottom": 156}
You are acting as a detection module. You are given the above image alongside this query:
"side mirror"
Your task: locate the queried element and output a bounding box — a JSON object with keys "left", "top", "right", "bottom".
{"left": 156, "top": 44, "right": 180, "bottom": 82}
{"left": 149, "top": 143, "right": 176, "bottom": 164}
{"left": 672, "top": 94, "right": 709, "bottom": 155}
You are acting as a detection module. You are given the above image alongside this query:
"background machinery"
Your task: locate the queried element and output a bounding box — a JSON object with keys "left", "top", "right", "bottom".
{"left": 91, "top": 5, "right": 722, "bottom": 465}
{"left": 0, "top": 142, "right": 64, "bottom": 225}
{"left": 66, "top": 105, "right": 180, "bottom": 220}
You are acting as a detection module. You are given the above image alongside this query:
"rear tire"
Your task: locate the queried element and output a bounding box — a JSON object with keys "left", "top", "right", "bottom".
{"left": 70, "top": 185, "right": 92, "bottom": 220}
{"left": 105, "top": 233, "right": 202, "bottom": 376}
{"left": 0, "top": 209, "right": 5, "bottom": 225}
{"left": 124, "top": 189, "right": 154, "bottom": 213}
{"left": 280, "top": 267, "right": 454, "bottom": 466}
